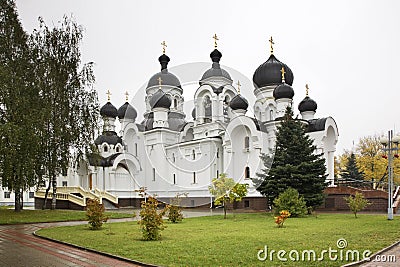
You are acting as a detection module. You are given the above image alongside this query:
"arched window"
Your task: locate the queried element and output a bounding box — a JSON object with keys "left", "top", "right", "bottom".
{"left": 204, "top": 96, "right": 212, "bottom": 122}
{"left": 116, "top": 146, "right": 120, "bottom": 153}
{"left": 173, "top": 174, "right": 176, "bottom": 184}
{"left": 174, "top": 98, "right": 178, "bottom": 109}
{"left": 244, "top": 136, "right": 250, "bottom": 150}
{"left": 270, "top": 109, "right": 274, "bottom": 121}
{"left": 245, "top": 166, "right": 250, "bottom": 179}
{"left": 135, "top": 143, "right": 138, "bottom": 156}
{"left": 192, "top": 149, "right": 196, "bottom": 160}
{"left": 172, "top": 153, "right": 176, "bottom": 163}
{"left": 103, "top": 145, "right": 108, "bottom": 152}
{"left": 223, "top": 95, "right": 230, "bottom": 116}
{"left": 193, "top": 172, "right": 196, "bottom": 184}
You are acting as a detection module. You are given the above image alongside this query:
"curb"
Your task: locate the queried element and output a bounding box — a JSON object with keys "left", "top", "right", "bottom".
{"left": 32, "top": 231, "right": 161, "bottom": 267}
{"left": 342, "top": 240, "right": 400, "bottom": 267}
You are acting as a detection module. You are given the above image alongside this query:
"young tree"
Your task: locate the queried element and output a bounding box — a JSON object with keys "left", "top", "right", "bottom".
{"left": 344, "top": 192, "right": 371, "bottom": 218}
{"left": 256, "top": 106, "right": 327, "bottom": 212}
{"left": 86, "top": 198, "right": 108, "bottom": 230}
{"left": 209, "top": 173, "right": 248, "bottom": 219}
{"left": 273, "top": 188, "right": 307, "bottom": 217}
{"left": 341, "top": 153, "right": 365, "bottom": 187}
{"left": 0, "top": 0, "right": 43, "bottom": 211}
{"left": 30, "top": 16, "right": 99, "bottom": 209}
{"left": 138, "top": 196, "right": 167, "bottom": 241}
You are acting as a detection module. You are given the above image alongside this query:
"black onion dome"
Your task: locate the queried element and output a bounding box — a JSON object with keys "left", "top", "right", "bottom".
{"left": 253, "top": 54, "right": 294, "bottom": 88}
{"left": 201, "top": 49, "right": 232, "bottom": 81}
{"left": 94, "top": 131, "right": 123, "bottom": 145}
{"left": 118, "top": 102, "right": 137, "bottom": 120}
{"left": 273, "top": 83, "right": 294, "bottom": 99}
{"left": 100, "top": 102, "right": 118, "bottom": 118}
{"left": 230, "top": 94, "right": 249, "bottom": 110}
{"left": 149, "top": 89, "right": 171, "bottom": 109}
{"left": 147, "top": 54, "right": 182, "bottom": 89}
{"left": 192, "top": 107, "right": 196, "bottom": 119}
{"left": 210, "top": 49, "right": 222, "bottom": 63}
{"left": 298, "top": 96, "right": 317, "bottom": 112}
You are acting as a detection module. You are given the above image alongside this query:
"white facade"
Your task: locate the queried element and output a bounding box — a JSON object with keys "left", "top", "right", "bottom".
{"left": 0, "top": 46, "right": 339, "bottom": 207}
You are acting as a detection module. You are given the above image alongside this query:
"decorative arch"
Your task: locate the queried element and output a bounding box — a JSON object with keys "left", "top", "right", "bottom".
{"left": 111, "top": 153, "right": 141, "bottom": 174}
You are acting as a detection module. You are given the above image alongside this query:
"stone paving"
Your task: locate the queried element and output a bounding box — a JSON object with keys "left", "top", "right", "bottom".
{"left": 357, "top": 241, "right": 400, "bottom": 267}
{"left": 0, "top": 219, "right": 140, "bottom": 267}
{"left": 0, "top": 210, "right": 221, "bottom": 267}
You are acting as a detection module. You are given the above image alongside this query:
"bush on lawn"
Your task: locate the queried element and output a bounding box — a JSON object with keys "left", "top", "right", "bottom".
{"left": 86, "top": 198, "right": 108, "bottom": 230}
{"left": 138, "top": 196, "right": 167, "bottom": 240}
{"left": 273, "top": 188, "right": 307, "bottom": 217}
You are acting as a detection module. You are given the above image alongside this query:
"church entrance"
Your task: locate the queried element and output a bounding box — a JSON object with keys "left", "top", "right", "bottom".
{"left": 89, "top": 174, "right": 92, "bottom": 190}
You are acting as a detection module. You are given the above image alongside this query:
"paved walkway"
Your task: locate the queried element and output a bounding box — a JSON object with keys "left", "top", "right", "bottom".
{"left": 0, "top": 210, "right": 221, "bottom": 267}
{"left": 357, "top": 241, "right": 400, "bottom": 267}
{"left": 0, "top": 219, "right": 141, "bottom": 267}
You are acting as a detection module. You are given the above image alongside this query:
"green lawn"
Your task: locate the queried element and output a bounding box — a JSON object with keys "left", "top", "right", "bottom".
{"left": 0, "top": 208, "right": 134, "bottom": 224}
{"left": 36, "top": 213, "right": 400, "bottom": 266}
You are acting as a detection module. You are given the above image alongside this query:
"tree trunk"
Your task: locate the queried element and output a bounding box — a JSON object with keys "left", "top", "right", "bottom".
{"left": 223, "top": 200, "right": 227, "bottom": 219}
{"left": 51, "top": 175, "right": 57, "bottom": 210}
{"left": 42, "top": 179, "right": 52, "bottom": 209}
{"left": 14, "top": 188, "right": 21, "bottom": 212}
{"left": 20, "top": 191, "right": 24, "bottom": 210}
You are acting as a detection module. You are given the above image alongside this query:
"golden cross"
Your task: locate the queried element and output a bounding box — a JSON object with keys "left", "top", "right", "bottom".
{"left": 125, "top": 91, "right": 129, "bottom": 101}
{"left": 106, "top": 90, "right": 111, "bottom": 101}
{"left": 161, "top": 40, "right": 167, "bottom": 54}
{"left": 213, "top": 33, "right": 219, "bottom": 48}
{"left": 237, "top": 80, "right": 241, "bottom": 94}
{"left": 305, "top": 84, "right": 309, "bottom": 96}
{"left": 280, "top": 67, "right": 286, "bottom": 83}
{"left": 157, "top": 76, "right": 162, "bottom": 89}
{"left": 269, "top": 36, "right": 274, "bottom": 54}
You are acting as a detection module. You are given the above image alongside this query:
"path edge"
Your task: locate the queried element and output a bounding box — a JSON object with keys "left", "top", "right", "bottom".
{"left": 32, "top": 231, "right": 161, "bottom": 267}
{"left": 342, "top": 239, "right": 400, "bottom": 267}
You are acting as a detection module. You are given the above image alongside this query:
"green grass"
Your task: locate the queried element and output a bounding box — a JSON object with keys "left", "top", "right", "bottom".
{"left": 36, "top": 213, "right": 400, "bottom": 266}
{"left": 0, "top": 208, "right": 134, "bottom": 224}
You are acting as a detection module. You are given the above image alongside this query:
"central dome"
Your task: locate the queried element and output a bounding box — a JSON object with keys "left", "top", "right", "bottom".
{"left": 201, "top": 48, "right": 232, "bottom": 82}
{"left": 253, "top": 54, "right": 294, "bottom": 88}
{"left": 147, "top": 54, "right": 181, "bottom": 89}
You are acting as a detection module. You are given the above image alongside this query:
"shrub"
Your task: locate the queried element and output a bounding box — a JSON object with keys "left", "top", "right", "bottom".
{"left": 86, "top": 198, "right": 108, "bottom": 230}
{"left": 138, "top": 196, "right": 167, "bottom": 241}
{"left": 275, "top": 210, "right": 291, "bottom": 227}
{"left": 166, "top": 193, "right": 185, "bottom": 223}
{"left": 344, "top": 192, "right": 371, "bottom": 218}
{"left": 273, "top": 188, "right": 307, "bottom": 217}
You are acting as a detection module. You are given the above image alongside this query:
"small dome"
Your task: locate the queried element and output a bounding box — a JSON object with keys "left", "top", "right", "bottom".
{"left": 253, "top": 54, "right": 294, "bottom": 88}
{"left": 298, "top": 96, "right": 317, "bottom": 112}
{"left": 147, "top": 53, "right": 182, "bottom": 89}
{"left": 100, "top": 102, "right": 118, "bottom": 118}
{"left": 230, "top": 94, "right": 249, "bottom": 110}
{"left": 192, "top": 107, "right": 196, "bottom": 119}
{"left": 94, "top": 131, "right": 123, "bottom": 145}
{"left": 118, "top": 102, "right": 137, "bottom": 120}
{"left": 201, "top": 49, "right": 232, "bottom": 82}
{"left": 273, "top": 83, "right": 294, "bottom": 100}
{"left": 149, "top": 89, "right": 171, "bottom": 109}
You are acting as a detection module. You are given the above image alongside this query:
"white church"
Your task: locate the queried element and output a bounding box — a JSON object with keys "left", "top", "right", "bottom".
{"left": 8, "top": 38, "right": 339, "bottom": 209}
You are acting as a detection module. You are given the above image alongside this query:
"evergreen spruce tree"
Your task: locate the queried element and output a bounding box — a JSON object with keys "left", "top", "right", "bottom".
{"left": 256, "top": 106, "right": 328, "bottom": 211}
{"left": 341, "top": 153, "right": 364, "bottom": 187}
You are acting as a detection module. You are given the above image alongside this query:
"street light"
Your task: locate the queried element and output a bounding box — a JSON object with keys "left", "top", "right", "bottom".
{"left": 380, "top": 130, "right": 400, "bottom": 220}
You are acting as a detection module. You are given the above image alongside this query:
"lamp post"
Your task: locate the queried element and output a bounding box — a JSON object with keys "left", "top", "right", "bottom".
{"left": 380, "top": 130, "right": 400, "bottom": 220}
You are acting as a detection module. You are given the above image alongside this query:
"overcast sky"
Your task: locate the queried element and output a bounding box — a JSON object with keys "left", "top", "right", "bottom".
{"left": 15, "top": 0, "right": 400, "bottom": 154}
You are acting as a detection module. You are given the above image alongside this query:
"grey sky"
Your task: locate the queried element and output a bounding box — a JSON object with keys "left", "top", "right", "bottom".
{"left": 15, "top": 0, "right": 400, "bottom": 154}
